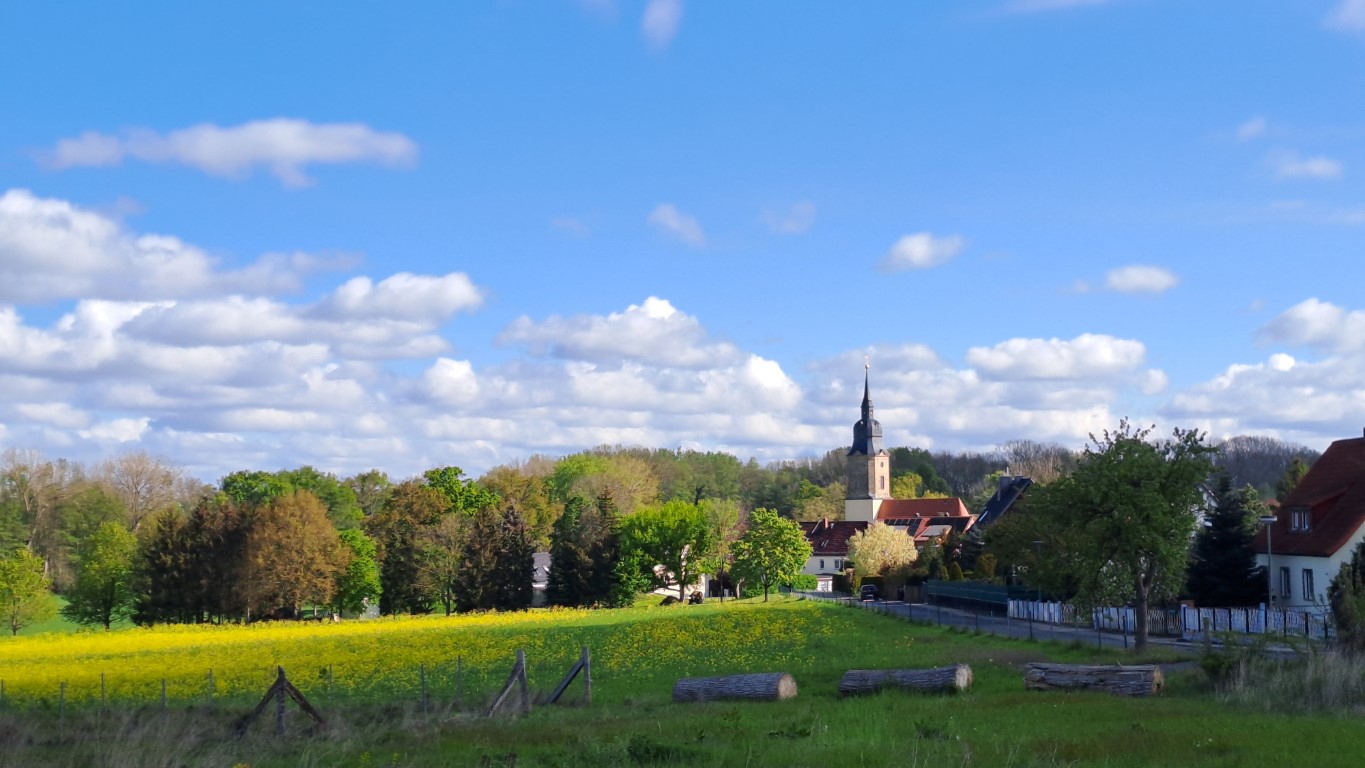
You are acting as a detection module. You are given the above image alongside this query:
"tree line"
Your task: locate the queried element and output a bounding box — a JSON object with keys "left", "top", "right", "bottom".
{"left": 0, "top": 432, "right": 1320, "bottom": 635}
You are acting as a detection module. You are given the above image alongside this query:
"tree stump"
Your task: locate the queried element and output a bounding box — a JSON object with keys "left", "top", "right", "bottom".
{"left": 672, "top": 672, "right": 797, "bottom": 703}
{"left": 1024, "top": 663, "right": 1164, "bottom": 697}
{"left": 838, "top": 664, "right": 972, "bottom": 696}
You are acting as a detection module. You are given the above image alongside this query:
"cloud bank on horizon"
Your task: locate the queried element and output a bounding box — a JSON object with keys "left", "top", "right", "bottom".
{"left": 2, "top": 2, "right": 1363, "bottom": 482}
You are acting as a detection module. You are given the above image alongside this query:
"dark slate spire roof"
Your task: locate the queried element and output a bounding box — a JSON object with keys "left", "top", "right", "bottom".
{"left": 848, "top": 365, "right": 884, "bottom": 456}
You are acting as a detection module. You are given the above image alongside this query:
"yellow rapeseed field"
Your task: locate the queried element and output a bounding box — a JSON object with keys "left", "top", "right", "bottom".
{"left": 0, "top": 600, "right": 846, "bottom": 707}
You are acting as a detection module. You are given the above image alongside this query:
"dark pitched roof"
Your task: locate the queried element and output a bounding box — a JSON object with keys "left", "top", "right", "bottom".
{"left": 976, "top": 476, "right": 1033, "bottom": 527}
{"left": 1254, "top": 436, "right": 1365, "bottom": 558}
{"left": 800, "top": 518, "right": 868, "bottom": 556}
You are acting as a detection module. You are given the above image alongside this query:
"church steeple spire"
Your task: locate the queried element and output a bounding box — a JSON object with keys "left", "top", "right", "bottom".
{"left": 846, "top": 358, "right": 891, "bottom": 512}
{"left": 848, "top": 359, "right": 884, "bottom": 457}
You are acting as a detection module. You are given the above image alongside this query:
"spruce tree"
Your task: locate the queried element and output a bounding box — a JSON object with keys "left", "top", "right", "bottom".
{"left": 491, "top": 505, "right": 534, "bottom": 611}
{"left": 453, "top": 506, "right": 502, "bottom": 612}
{"left": 588, "top": 491, "right": 636, "bottom": 607}
{"left": 1186, "top": 476, "right": 1265, "bottom": 607}
{"left": 546, "top": 496, "right": 591, "bottom": 607}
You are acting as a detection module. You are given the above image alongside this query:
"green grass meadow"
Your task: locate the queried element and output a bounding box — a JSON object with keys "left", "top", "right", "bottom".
{"left": 0, "top": 597, "right": 1359, "bottom": 767}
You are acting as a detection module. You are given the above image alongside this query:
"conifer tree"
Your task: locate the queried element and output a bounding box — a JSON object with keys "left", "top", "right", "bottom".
{"left": 453, "top": 506, "right": 502, "bottom": 612}
{"left": 546, "top": 496, "right": 591, "bottom": 607}
{"left": 589, "top": 491, "right": 636, "bottom": 607}
{"left": 491, "top": 505, "right": 534, "bottom": 611}
{"left": 1186, "top": 476, "right": 1265, "bottom": 607}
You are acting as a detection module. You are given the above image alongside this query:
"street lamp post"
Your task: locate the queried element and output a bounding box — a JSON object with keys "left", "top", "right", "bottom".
{"left": 1259, "top": 515, "right": 1277, "bottom": 616}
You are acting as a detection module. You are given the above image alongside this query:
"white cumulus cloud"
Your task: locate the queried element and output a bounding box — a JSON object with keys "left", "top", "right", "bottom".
{"left": 0, "top": 189, "right": 341, "bottom": 302}
{"left": 878, "top": 232, "right": 966, "bottom": 272}
{"left": 1258, "top": 298, "right": 1365, "bottom": 353}
{"left": 762, "top": 201, "right": 816, "bottom": 235}
{"left": 647, "top": 203, "right": 706, "bottom": 247}
{"left": 1325, "top": 0, "right": 1365, "bottom": 32}
{"left": 966, "top": 334, "right": 1148, "bottom": 381}
{"left": 1273, "top": 152, "right": 1344, "bottom": 181}
{"left": 1237, "top": 116, "right": 1267, "bottom": 140}
{"left": 1104, "top": 265, "right": 1179, "bottom": 294}
{"left": 642, "top": 0, "right": 684, "bottom": 50}
{"left": 499, "top": 296, "right": 739, "bottom": 368}
{"left": 43, "top": 119, "right": 418, "bottom": 188}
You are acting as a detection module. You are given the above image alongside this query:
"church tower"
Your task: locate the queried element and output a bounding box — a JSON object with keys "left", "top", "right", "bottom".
{"left": 845, "top": 363, "right": 891, "bottom": 522}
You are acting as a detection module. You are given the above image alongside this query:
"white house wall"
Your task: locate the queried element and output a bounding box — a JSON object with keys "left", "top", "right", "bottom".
{"left": 1257, "top": 522, "right": 1365, "bottom": 608}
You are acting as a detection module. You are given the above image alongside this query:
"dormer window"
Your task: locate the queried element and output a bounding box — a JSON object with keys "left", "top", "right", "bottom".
{"left": 1290, "top": 507, "right": 1311, "bottom": 532}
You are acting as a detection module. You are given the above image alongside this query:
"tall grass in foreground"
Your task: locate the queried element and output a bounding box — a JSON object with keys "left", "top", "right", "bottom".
{"left": 1213, "top": 643, "right": 1365, "bottom": 713}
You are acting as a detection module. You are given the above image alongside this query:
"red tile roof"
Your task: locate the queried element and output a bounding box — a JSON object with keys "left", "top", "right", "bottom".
{"left": 1254, "top": 436, "right": 1365, "bottom": 559}
{"left": 876, "top": 498, "right": 972, "bottom": 519}
{"left": 799, "top": 518, "right": 868, "bottom": 556}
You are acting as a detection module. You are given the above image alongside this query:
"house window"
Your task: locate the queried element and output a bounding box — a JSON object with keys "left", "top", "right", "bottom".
{"left": 879, "top": 476, "right": 886, "bottom": 490}
{"left": 1279, "top": 567, "right": 1291, "bottom": 599}
{"left": 1290, "top": 508, "right": 1311, "bottom": 532}
{"left": 819, "top": 559, "right": 825, "bottom": 570}
{"left": 1302, "top": 569, "right": 1315, "bottom": 602}
{"left": 835, "top": 559, "right": 842, "bottom": 570}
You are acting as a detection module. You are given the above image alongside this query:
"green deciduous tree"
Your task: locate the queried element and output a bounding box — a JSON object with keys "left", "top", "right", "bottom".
{"left": 220, "top": 470, "right": 292, "bottom": 508}
{"left": 418, "top": 514, "right": 467, "bottom": 616}
{"left": 732, "top": 508, "right": 812, "bottom": 601}
{"left": 61, "top": 521, "right": 137, "bottom": 629}
{"left": 364, "top": 480, "right": 448, "bottom": 615}
{"left": 241, "top": 491, "right": 349, "bottom": 619}
{"left": 424, "top": 466, "right": 499, "bottom": 518}
{"left": 280, "top": 466, "right": 363, "bottom": 530}
{"left": 1276, "top": 457, "right": 1311, "bottom": 503}
{"left": 1028, "top": 420, "right": 1215, "bottom": 650}
{"left": 1186, "top": 476, "right": 1267, "bottom": 607}
{"left": 846, "top": 522, "right": 919, "bottom": 583}
{"left": 1330, "top": 538, "right": 1365, "bottom": 654}
{"left": 0, "top": 547, "right": 56, "bottom": 635}
{"left": 334, "top": 528, "right": 382, "bottom": 615}
{"left": 620, "top": 500, "right": 713, "bottom": 601}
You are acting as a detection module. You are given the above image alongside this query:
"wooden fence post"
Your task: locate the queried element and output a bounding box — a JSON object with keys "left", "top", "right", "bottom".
{"left": 486, "top": 649, "right": 530, "bottom": 718}
{"left": 233, "top": 666, "right": 326, "bottom": 738}
{"left": 547, "top": 646, "right": 592, "bottom": 706}
{"left": 275, "top": 671, "right": 286, "bottom": 737}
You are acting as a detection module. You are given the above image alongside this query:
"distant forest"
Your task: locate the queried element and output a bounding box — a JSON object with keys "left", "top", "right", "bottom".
{"left": 0, "top": 433, "right": 1319, "bottom": 595}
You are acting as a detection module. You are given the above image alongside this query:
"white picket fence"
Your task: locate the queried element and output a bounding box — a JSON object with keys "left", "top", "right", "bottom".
{"left": 1007, "top": 599, "right": 1335, "bottom": 641}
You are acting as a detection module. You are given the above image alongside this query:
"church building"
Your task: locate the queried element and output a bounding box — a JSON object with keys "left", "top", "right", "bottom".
{"left": 800, "top": 366, "right": 977, "bottom": 592}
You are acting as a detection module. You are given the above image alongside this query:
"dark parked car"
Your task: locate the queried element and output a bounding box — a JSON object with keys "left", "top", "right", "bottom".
{"left": 859, "top": 584, "right": 880, "bottom": 602}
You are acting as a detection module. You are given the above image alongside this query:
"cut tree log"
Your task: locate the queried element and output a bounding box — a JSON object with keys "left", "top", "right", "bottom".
{"left": 1024, "top": 663, "right": 1164, "bottom": 697}
{"left": 838, "top": 664, "right": 972, "bottom": 696}
{"left": 672, "top": 672, "right": 797, "bottom": 703}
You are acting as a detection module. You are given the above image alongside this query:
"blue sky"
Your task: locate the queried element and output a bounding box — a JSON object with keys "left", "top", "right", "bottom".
{"left": 2, "top": 0, "right": 1364, "bottom": 482}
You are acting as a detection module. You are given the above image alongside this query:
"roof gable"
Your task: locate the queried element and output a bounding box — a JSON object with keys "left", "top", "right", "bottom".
{"left": 1256, "top": 436, "right": 1365, "bottom": 558}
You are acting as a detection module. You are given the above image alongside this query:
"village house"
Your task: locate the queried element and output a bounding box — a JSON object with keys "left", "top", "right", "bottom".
{"left": 800, "top": 367, "right": 979, "bottom": 591}
{"left": 1255, "top": 431, "right": 1365, "bottom": 609}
